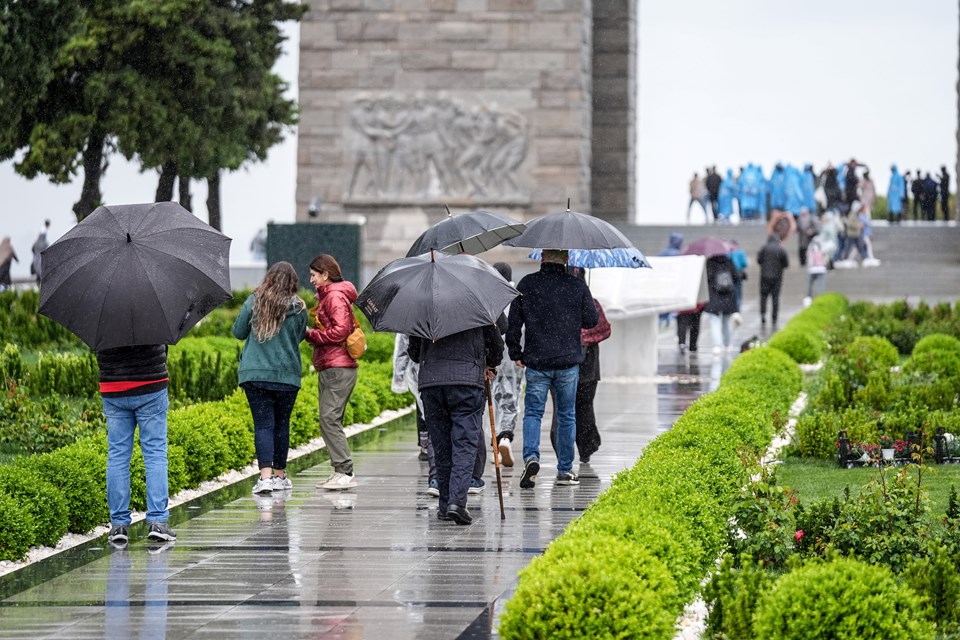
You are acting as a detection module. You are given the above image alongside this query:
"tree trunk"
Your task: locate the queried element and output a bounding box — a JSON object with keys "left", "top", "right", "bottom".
{"left": 206, "top": 170, "right": 222, "bottom": 231}
{"left": 178, "top": 173, "right": 192, "bottom": 212}
{"left": 72, "top": 128, "right": 107, "bottom": 221}
{"left": 155, "top": 160, "right": 177, "bottom": 202}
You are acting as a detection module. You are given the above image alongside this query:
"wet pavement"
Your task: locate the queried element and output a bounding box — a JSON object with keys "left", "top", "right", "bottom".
{"left": 0, "top": 299, "right": 775, "bottom": 640}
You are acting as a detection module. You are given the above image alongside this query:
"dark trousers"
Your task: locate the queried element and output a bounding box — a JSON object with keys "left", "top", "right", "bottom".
{"left": 421, "top": 385, "right": 484, "bottom": 512}
{"left": 242, "top": 382, "right": 298, "bottom": 470}
{"left": 759, "top": 277, "right": 783, "bottom": 324}
{"left": 676, "top": 311, "right": 702, "bottom": 350}
{"left": 549, "top": 379, "right": 602, "bottom": 461}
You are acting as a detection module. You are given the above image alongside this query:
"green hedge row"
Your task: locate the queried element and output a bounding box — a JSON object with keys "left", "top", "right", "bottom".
{"left": 0, "top": 360, "right": 413, "bottom": 561}
{"left": 498, "top": 345, "right": 802, "bottom": 639}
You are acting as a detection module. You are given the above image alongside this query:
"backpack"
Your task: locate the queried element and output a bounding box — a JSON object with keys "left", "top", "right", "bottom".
{"left": 714, "top": 270, "right": 734, "bottom": 295}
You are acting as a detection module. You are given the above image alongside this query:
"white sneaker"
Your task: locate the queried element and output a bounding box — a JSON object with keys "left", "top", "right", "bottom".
{"left": 321, "top": 472, "right": 357, "bottom": 490}
{"left": 498, "top": 439, "right": 514, "bottom": 467}
{"left": 252, "top": 477, "right": 273, "bottom": 494}
{"left": 271, "top": 476, "right": 293, "bottom": 491}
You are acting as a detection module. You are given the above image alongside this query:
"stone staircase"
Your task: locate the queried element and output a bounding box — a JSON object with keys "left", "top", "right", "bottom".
{"left": 621, "top": 222, "right": 960, "bottom": 307}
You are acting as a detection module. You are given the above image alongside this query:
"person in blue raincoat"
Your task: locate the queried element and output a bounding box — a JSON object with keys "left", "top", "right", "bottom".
{"left": 739, "top": 164, "right": 761, "bottom": 220}
{"left": 769, "top": 164, "right": 787, "bottom": 211}
{"left": 718, "top": 169, "right": 737, "bottom": 221}
{"left": 783, "top": 165, "right": 806, "bottom": 215}
{"left": 802, "top": 164, "right": 817, "bottom": 213}
{"left": 887, "top": 164, "right": 905, "bottom": 224}
{"left": 756, "top": 164, "right": 769, "bottom": 219}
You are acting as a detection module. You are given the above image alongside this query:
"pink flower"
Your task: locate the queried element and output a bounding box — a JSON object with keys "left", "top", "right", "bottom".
{"left": 795, "top": 530, "right": 804, "bottom": 542}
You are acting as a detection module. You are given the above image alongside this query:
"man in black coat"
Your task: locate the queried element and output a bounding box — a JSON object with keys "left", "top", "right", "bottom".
{"left": 939, "top": 166, "right": 951, "bottom": 220}
{"left": 922, "top": 173, "right": 939, "bottom": 221}
{"left": 705, "top": 166, "right": 722, "bottom": 222}
{"left": 757, "top": 234, "right": 789, "bottom": 327}
{"left": 506, "top": 249, "right": 598, "bottom": 490}
{"left": 408, "top": 326, "right": 503, "bottom": 525}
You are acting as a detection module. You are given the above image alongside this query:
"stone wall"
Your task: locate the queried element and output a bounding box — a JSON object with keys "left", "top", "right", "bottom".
{"left": 295, "top": 0, "right": 635, "bottom": 282}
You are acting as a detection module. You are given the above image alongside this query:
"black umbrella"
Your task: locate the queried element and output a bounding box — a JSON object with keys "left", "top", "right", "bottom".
{"left": 39, "top": 202, "right": 232, "bottom": 351}
{"left": 406, "top": 208, "right": 526, "bottom": 257}
{"left": 357, "top": 252, "right": 519, "bottom": 341}
{"left": 503, "top": 203, "right": 634, "bottom": 250}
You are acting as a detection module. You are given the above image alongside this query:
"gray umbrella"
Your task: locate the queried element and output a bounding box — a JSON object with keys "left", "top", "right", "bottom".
{"left": 39, "top": 202, "right": 232, "bottom": 351}
{"left": 503, "top": 206, "right": 634, "bottom": 250}
{"left": 406, "top": 209, "right": 526, "bottom": 257}
{"left": 357, "top": 252, "right": 518, "bottom": 341}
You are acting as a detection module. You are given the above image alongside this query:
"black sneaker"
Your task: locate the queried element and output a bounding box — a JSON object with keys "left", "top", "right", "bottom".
{"left": 108, "top": 525, "right": 128, "bottom": 544}
{"left": 146, "top": 540, "right": 176, "bottom": 555}
{"left": 556, "top": 472, "right": 580, "bottom": 486}
{"left": 519, "top": 459, "right": 539, "bottom": 489}
{"left": 147, "top": 522, "right": 177, "bottom": 541}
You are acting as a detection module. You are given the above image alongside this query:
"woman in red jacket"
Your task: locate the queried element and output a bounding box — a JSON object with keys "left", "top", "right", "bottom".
{"left": 306, "top": 254, "right": 360, "bottom": 490}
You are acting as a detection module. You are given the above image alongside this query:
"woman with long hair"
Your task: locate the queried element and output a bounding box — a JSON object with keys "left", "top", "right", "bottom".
{"left": 306, "top": 254, "right": 360, "bottom": 490}
{"left": 233, "top": 261, "right": 308, "bottom": 494}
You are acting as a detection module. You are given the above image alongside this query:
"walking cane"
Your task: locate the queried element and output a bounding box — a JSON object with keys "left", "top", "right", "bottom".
{"left": 484, "top": 378, "right": 506, "bottom": 520}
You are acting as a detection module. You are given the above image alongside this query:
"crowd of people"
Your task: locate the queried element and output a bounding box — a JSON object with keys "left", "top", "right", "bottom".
{"left": 688, "top": 160, "right": 954, "bottom": 224}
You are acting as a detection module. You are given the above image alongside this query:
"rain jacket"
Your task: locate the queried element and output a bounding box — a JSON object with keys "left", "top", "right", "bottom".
{"left": 660, "top": 232, "right": 683, "bottom": 256}
{"left": 306, "top": 280, "right": 360, "bottom": 371}
{"left": 408, "top": 325, "right": 503, "bottom": 390}
{"left": 232, "top": 293, "right": 307, "bottom": 388}
{"left": 703, "top": 256, "right": 739, "bottom": 315}
{"left": 887, "top": 166, "right": 905, "bottom": 214}
{"left": 506, "top": 262, "right": 598, "bottom": 370}
{"left": 757, "top": 235, "right": 789, "bottom": 282}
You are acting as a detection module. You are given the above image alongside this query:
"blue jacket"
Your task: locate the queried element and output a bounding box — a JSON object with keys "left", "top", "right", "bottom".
{"left": 506, "top": 262, "right": 599, "bottom": 370}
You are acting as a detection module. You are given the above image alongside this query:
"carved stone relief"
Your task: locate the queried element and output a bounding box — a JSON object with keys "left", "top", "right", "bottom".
{"left": 344, "top": 96, "right": 530, "bottom": 204}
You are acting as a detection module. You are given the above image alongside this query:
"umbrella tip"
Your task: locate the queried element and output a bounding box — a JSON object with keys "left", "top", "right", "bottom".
{"left": 126, "top": 233, "right": 131, "bottom": 243}
{"left": 566, "top": 198, "right": 571, "bottom": 211}
{"left": 444, "top": 204, "right": 452, "bottom": 217}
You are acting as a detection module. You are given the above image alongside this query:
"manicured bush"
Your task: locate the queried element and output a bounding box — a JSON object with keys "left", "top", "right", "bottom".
{"left": 753, "top": 558, "right": 934, "bottom": 640}
{"left": 904, "top": 545, "right": 960, "bottom": 634}
{"left": 0, "top": 493, "right": 36, "bottom": 561}
{"left": 768, "top": 326, "right": 822, "bottom": 364}
{"left": 167, "top": 408, "right": 232, "bottom": 488}
{"left": 703, "top": 554, "right": 774, "bottom": 640}
{"left": 499, "top": 535, "right": 678, "bottom": 640}
{"left": 0, "top": 385, "right": 103, "bottom": 455}
{"left": 0, "top": 466, "right": 68, "bottom": 547}
{"left": 167, "top": 336, "right": 241, "bottom": 402}
{"left": 912, "top": 333, "right": 960, "bottom": 357}
{"left": 26, "top": 438, "right": 108, "bottom": 533}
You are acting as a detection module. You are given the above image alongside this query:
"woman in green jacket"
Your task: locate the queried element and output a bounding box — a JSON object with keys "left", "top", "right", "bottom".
{"left": 233, "top": 261, "right": 307, "bottom": 494}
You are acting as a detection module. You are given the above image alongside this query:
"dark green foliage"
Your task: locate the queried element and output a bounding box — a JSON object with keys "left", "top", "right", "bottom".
{"left": 0, "top": 465, "right": 67, "bottom": 547}
{"left": 26, "top": 438, "right": 108, "bottom": 533}
{"left": 28, "top": 351, "right": 99, "bottom": 397}
{"left": 0, "top": 384, "right": 103, "bottom": 455}
{"left": 703, "top": 554, "right": 774, "bottom": 640}
{"left": 792, "top": 497, "right": 842, "bottom": 557}
{"left": 167, "top": 337, "right": 241, "bottom": 403}
{"left": 167, "top": 408, "right": 232, "bottom": 488}
{"left": 0, "top": 291, "right": 80, "bottom": 349}
{"left": 753, "top": 558, "right": 934, "bottom": 640}
{"left": 0, "top": 343, "right": 23, "bottom": 384}
{"left": 904, "top": 546, "right": 960, "bottom": 634}
{"left": 729, "top": 466, "right": 798, "bottom": 569}
{"left": 0, "top": 493, "right": 36, "bottom": 561}
{"left": 363, "top": 331, "right": 396, "bottom": 364}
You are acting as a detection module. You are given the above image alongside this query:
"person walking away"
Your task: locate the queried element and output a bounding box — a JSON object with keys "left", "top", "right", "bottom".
{"left": 757, "top": 234, "right": 788, "bottom": 328}
{"left": 796, "top": 207, "right": 818, "bottom": 266}
{"left": 687, "top": 173, "right": 710, "bottom": 224}
{"left": 704, "top": 254, "right": 739, "bottom": 352}
{"left": 839, "top": 202, "right": 868, "bottom": 264}
{"left": 491, "top": 262, "right": 523, "bottom": 468}
{"left": 306, "top": 254, "right": 360, "bottom": 490}
{"left": 232, "top": 262, "right": 307, "bottom": 495}
{"left": 911, "top": 170, "right": 924, "bottom": 221}
{"left": 506, "top": 249, "right": 598, "bottom": 489}
{"left": 676, "top": 303, "right": 704, "bottom": 353}
{"left": 392, "top": 333, "right": 429, "bottom": 462}
{"left": 100, "top": 344, "right": 176, "bottom": 546}
{"left": 0, "top": 237, "right": 18, "bottom": 291}
{"left": 805, "top": 239, "right": 828, "bottom": 304}
{"left": 706, "top": 166, "right": 722, "bottom": 222}
{"left": 859, "top": 171, "right": 876, "bottom": 217}
{"left": 939, "top": 166, "right": 951, "bottom": 220}
{"left": 921, "top": 173, "right": 938, "bottom": 221}
{"left": 408, "top": 325, "right": 503, "bottom": 526}
{"left": 30, "top": 219, "right": 50, "bottom": 285}
{"left": 888, "top": 165, "right": 906, "bottom": 225}
{"left": 859, "top": 205, "right": 879, "bottom": 265}
{"left": 728, "top": 241, "right": 749, "bottom": 313}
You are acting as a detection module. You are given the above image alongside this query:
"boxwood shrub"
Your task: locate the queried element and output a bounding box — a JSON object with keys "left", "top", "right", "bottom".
{"left": 24, "top": 437, "right": 108, "bottom": 533}
{"left": 0, "top": 466, "right": 68, "bottom": 547}
{"left": 0, "top": 493, "right": 36, "bottom": 561}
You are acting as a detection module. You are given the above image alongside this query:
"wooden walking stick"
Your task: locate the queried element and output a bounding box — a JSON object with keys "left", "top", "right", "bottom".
{"left": 484, "top": 378, "right": 506, "bottom": 520}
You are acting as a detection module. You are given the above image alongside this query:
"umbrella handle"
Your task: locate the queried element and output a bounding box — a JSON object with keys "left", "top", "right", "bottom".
{"left": 485, "top": 378, "right": 506, "bottom": 521}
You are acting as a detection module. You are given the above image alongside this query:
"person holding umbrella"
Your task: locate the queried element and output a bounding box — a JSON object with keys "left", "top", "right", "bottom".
{"left": 232, "top": 262, "right": 308, "bottom": 495}
{"left": 507, "top": 249, "right": 599, "bottom": 489}
{"left": 306, "top": 254, "right": 360, "bottom": 491}
{"left": 408, "top": 323, "right": 503, "bottom": 525}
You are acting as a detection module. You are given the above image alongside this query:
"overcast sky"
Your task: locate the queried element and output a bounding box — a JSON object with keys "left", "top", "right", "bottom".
{"left": 3, "top": 1, "right": 957, "bottom": 278}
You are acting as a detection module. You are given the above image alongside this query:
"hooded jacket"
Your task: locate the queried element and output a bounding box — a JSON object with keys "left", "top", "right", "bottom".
{"left": 306, "top": 280, "right": 360, "bottom": 371}
{"left": 757, "top": 235, "right": 789, "bottom": 281}
{"left": 233, "top": 293, "right": 307, "bottom": 387}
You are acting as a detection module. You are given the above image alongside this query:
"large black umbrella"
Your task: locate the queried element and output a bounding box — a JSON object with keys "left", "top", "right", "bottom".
{"left": 39, "top": 202, "right": 232, "bottom": 351}
{"left": 503, "top": 205, "right": 634, "bottom": 250}
{"left": 357, "top": 252, "right": 519, "bottom": 341}
{"left": 406, "top": 209, "right": 526, "bottom": 257}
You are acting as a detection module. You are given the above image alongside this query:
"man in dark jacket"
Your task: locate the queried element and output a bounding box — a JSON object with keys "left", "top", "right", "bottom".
{"left": 939, "top": 166, "right": 951, "bottom": 220}
{"left": 408, "top": 326, "right": 503, "bottom": 526}
{"left": 705, "top": 166, "right": 722, "bottom": 222}
{"left": 757, "top": 234, "right": 789, "bottom": 327}
{"left": 98, "top": 344, "right": 177, "bottom": 546}
{"left": 506, "top": 249, "right": 599, "bottom": 489}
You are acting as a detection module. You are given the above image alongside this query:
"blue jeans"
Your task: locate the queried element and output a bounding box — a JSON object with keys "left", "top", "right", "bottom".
{"left": 103, "top": 389, "right": 170, "bottom": 526}
{"left": 242, "top": 382, "right": 299, "bottom": 470}
{"left": 522, "top": 365, "right": 579, "bottom": 474}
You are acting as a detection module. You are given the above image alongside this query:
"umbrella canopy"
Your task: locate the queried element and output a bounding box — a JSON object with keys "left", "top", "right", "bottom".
{"left": 39, "top": 202, "right": 232, "bottom": 351}
{"left": 357, "top": 252, "right": 519, "bottom": 341}
{"left": 527, "top": 246, "right": 652, "bottom": 269}
{"left": 503, "top": 209, "right": 634, "bottom": 250}
{"left": 682, "top": 236, "right": 736, "bottom": 258}
{"left": 406, "top": 209, "right": 526, "bottom": 257}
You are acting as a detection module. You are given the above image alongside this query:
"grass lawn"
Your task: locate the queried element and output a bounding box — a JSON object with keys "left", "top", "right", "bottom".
{"left": 777, "top": 457, "right": 960, "bottom": 520}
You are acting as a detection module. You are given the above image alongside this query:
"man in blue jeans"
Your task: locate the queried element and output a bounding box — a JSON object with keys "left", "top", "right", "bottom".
{"left": 506, "top": 249, "right": 599, "bottom": 488}
{"left": 98, "top": 344, "right": 176, "bottom": 546}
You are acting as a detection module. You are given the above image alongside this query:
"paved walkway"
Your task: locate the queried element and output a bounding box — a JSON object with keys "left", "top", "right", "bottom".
{"left": 0, "top": 298, "right": 777, "bottom": 640}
